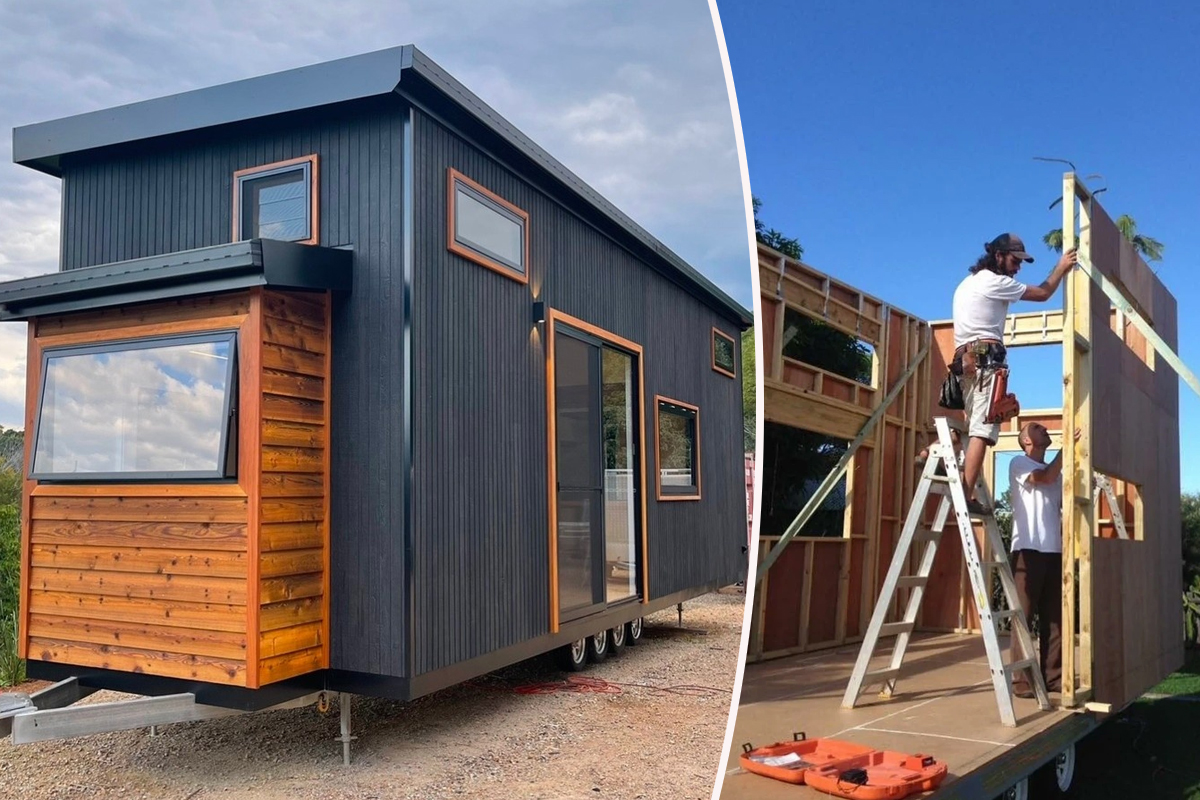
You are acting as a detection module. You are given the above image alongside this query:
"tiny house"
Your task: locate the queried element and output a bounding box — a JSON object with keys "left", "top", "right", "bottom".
{"left": 0, "top": 46, "right": 752, "bottom": 710}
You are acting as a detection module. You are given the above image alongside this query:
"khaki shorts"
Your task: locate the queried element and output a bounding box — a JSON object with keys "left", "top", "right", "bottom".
{"left": 962, "top": 367, "right": 1000, "bottom": 444}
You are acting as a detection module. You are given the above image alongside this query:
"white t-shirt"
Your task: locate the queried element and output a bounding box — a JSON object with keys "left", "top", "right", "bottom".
{"left": 952, "top": 270, "right": 1028, "bottom": 347}
{"left": 1008, "top": 454, "right": 1062, "bottom": 553}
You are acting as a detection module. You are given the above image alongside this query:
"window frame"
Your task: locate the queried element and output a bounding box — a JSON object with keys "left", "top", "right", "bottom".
{"left": 712, "top": 326, "right": 737, "bottom": 379}
{"left": 654, "top": 395, "right": 701, "bottom": 501}
{"left": 29, "top": 330, "right": 241, "bottom": 483}
{"left": 447, "top": 167, "right": 529, "bottom": 285}
{"left": 232, "top": 154, "right": 319, "bottom": 245}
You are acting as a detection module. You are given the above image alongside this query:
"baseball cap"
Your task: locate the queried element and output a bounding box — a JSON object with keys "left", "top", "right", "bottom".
{"left": 988, "top": 233, "right": 1034, "bottom": 262}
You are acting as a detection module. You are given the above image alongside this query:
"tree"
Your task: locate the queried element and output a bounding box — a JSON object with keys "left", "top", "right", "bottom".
{"left": 742, "top": 329, "right": 755, "bottom": 453}
{"left": 753, "top": 196, "right": 803, "bottom": 260}
{"left": 1043, "top": 214, "right": 1164, "bottom": 262}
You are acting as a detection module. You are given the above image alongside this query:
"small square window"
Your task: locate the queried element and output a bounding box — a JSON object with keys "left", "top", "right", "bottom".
{"left": 655, "top": 396, "right": 700, "bottom": 501}
{"left": 712, "top": 327, "right": 737, "bottom": 378}
{"left": 234, "top": 155, "right": 318, "bottom": 245}
{"left": 448, "top": 168, "right": 529, "bottom": 284}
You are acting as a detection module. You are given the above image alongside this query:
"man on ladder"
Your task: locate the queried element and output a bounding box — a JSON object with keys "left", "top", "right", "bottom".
{"left": 1007, "top": 422, "right": 1079, "bottom": 698}
{"left": 951, "top": 233, "right": 1077, "bottom": 513}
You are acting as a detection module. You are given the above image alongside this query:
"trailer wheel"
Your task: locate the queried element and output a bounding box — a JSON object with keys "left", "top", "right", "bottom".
{"left": 626, "top": 616, "right": 644, "bottom": 645}
{"left": 557, "top": 637, "right": 588, "bottom": 672}
{"left": 1001, "top": 776, "right": 1028, "bottom": 800}
{"left": 609, "top": 623, "right": 627, "bottom": 655}
{"left": 1053, "top": 743, "right": 1076, "bottom": 792}
{"left": 587, "top": 630, "right": 609, "bottom": 662}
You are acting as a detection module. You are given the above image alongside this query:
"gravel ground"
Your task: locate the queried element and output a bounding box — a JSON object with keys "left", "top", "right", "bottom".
{"left": 2, "top": 589, "right": 746, "bottom": 800}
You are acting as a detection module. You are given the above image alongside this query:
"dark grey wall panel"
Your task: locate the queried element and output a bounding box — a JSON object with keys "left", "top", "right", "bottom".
{"left": 58, "top": 97, "right": 411, "bottom": 677}
{"left": 412, "top": 110, "right": 745, "bottom": 675}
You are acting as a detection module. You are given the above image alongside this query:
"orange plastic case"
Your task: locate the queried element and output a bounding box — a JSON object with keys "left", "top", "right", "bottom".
{"left": 803, "top": 750, "right": 949, "bottom": 799}
{"left": 739, "top": 732, "right": 875, "bottom": 785}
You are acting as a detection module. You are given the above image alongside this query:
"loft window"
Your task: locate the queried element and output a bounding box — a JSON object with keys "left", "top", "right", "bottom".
{"left": 712, "top": 327, "right": 737, "bottom": 378}
{"left": 234, "top": 155, "right": 318, "bottom": 244}
{"left": 448, "top": 168, "right": 528, "bottom": 284}
{"left": 655, "top": 396, "right": 700, "bottom": 500}
{"left": 30, "top": 332, "right": 239, "bottom": 481}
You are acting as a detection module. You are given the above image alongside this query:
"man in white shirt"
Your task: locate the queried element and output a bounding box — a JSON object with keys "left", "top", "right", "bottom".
{"left": 951, "top": 233, "right": 1076, "bottom": 513}
{"left": 1006, "top": 422, "right": 1079, "bottom": 698}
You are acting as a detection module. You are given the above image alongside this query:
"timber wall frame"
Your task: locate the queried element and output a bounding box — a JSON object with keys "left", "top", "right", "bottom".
{"left": 752, "top": 177, "right": 1184, "bottom": 713}
{"left": 748, "top": 242, "right": 930, "bottom": 661}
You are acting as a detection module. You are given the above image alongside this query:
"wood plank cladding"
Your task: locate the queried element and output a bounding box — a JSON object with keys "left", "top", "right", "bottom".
{"left": 20, "top": 289, "right": 332, "bottom": 689}
{"left": 254, "top": 289, "right": 331, "bottom": 685}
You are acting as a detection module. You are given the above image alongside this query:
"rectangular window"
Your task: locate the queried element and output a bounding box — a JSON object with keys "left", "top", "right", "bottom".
{"left": 448, "top": 168, "right": 528, "bottom": 284}
{"left": 31, "top": 332, "right": 239, "bottom": 481}
{"left": 655, "top": 396, "right": 700, "bottom": 500}
{"left": 233, "top": 155, "right": 318, "bottom": 244}
{"left": 712, "top": 327, "right": 737, "bottom": 378}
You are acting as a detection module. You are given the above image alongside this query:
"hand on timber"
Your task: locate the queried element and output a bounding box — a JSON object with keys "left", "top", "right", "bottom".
{"left": 1057, "top": 248, "right": 1079, "bottom": 273}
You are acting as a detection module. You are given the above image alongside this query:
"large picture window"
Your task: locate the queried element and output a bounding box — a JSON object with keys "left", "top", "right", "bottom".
{"left": 234, "top": 155, "right": 319, "bottom": 244}
{"left": 31, "top": 332, "right": 239, "bottom": 481}
{"left": 447, "top": 168, "right": 529, "bottom": 284}
{"left": 655, "top": 396, "right": 700, "bottom": 500}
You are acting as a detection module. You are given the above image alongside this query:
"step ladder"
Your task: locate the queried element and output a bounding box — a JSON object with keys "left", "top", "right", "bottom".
{"left": 841, "top": 416, "right": 1051, "bottom": 727}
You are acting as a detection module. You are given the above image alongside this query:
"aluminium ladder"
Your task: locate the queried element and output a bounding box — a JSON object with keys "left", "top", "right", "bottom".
{"left": 841, "top": 416, "right": 1051, "bottom": 727}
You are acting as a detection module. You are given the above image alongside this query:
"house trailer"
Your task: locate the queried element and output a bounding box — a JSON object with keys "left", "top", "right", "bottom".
{"left": 0, "top": 46, "right": 752, "bottom": 715}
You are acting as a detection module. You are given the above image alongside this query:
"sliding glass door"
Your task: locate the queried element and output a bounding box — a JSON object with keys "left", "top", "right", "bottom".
{"left": 555, "top": 325, "right": 641, "bottom": 622}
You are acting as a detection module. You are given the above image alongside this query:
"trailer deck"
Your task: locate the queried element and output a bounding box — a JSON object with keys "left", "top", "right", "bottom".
{"left": 721, "top": 633, "right": 1101, "bottom": 799}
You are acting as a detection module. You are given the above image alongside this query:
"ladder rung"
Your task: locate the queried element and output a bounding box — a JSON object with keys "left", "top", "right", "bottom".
{"left": 927, "top": 474, "right": 951, "bottom": 484}
{"left": 895, "top": 576, "right": 927, "bottom": 588}
{"left": 863, "top": 667, "right": 901, "bottom": 685}
{"left": 914, "top": 528, "right": 942, "bottom": 542}
{"left": 993, "top": 609, "right": 1018, "bottom": 623}
{"left": 879, "top": 621, "right": 915, "bottom": 637}
{"left": 1006, "top": 659, "right": 1036, "bottom": 675}
{"left": 982, "top": 560, "right": 1007, "bottom": 570}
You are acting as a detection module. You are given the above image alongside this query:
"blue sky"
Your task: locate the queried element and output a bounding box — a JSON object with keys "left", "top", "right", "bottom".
{"left": 720, "top": 1, "right": 1200, "bottom": 493}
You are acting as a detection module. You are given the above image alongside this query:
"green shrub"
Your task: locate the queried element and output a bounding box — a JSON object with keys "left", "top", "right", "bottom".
{"left": 0, "top": 607, "right": 23, "bottom": 686}
{"left": 0, "top": 466, "right": 22, "bottom": 686}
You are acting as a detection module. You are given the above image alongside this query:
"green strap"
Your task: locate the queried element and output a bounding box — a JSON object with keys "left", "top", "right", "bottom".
{"left": 754, "top": 335, "right": 932, "bottom": 585}
{"left": 1075, "top": 252, "right": 1200, "bottom": 399}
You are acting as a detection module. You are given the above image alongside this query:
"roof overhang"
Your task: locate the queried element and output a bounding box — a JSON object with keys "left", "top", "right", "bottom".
{"left": 0, "top": 240, "right": 352, "bottom": 321}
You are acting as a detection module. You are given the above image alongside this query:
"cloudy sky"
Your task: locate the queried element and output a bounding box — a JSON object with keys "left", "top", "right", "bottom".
{"left": 0, "top": 0, "right": 752, "bottom": 430}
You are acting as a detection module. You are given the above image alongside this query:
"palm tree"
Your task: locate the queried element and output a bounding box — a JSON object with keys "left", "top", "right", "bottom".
{"left": 1043, "top": 215, "right": 1164, "bottom": 262}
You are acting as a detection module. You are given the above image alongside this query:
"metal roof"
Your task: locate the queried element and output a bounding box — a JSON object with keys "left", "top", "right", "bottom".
{"left": 12, "top": 45, "right": 751, "bottom": 328}
{"left": 0, "top": 240, "right": 351, "bottom": 321}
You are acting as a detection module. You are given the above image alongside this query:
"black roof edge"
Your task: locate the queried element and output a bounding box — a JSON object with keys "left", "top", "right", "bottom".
{"left": 11, "top": 45, "right": 751, "bottom": 328}
{"left": 0, "top": 240, "right": 352, "bottom": 322}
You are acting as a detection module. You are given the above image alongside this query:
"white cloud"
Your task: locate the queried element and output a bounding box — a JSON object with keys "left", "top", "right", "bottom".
{"left": 0, "top": 0, "right": 751, "bottom": 431}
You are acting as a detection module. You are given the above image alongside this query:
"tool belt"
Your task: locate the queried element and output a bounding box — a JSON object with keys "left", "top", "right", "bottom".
{"left": 950, "top": 340, "right": 1007, "bottom": 375}
{"left": 939, "top": 340, "right": 1020, "bottom": 422}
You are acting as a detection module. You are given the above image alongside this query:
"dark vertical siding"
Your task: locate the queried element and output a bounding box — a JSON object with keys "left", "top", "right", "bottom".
{"left": 58, "top": 98, "right": 411, "bottom": 677}
{"left": 412, "top": 110, "right": 745, "bottom": 675}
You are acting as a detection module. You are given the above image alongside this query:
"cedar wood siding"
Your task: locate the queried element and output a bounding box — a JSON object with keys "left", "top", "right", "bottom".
{"left": 411, "top": 109, "right": 745, "bottom": 675}
{"left": 56, "top": 97, "right": 410, "bottom": 678}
